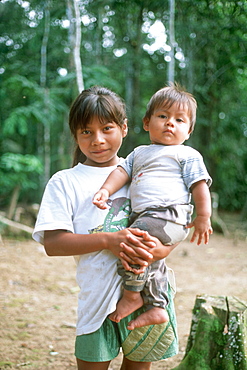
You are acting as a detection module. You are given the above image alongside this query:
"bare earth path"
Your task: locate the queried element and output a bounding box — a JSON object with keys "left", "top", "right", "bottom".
{"left": 0, "top": 232, "right": 246, "bottom": 369}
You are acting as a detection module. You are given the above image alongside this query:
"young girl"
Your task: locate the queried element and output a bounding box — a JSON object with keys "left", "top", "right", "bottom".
{"left": 33, "top": 86, "right": 178, "bottom": 370}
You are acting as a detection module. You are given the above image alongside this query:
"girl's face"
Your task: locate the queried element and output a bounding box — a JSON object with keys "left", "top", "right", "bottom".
{"left": 143, "top": 102, "right": 191, "bottom": 146}
{"left": 76, "top": 117, "right": 128, "bottom": 167}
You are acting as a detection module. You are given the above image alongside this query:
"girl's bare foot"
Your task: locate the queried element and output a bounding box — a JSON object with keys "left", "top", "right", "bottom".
{"left": 127, "top": 307, "right": 169, "bottom": 330}
{"left": 109, "top": 291, "right": 143, "bottom": 323}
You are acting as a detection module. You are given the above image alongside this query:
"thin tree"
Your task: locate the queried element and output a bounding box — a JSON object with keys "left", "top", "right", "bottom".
{"left": 167, "top": 0, "right": 175, "bottom": 83}
{"left": 40, "top": 0, "right": 51, "bottom": 185}
{"left": 73, "top": 0, "right": 84, "bottom": 92}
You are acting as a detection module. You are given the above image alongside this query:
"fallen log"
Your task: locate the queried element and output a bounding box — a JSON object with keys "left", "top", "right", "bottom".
{"left": 172, "top": 294, "right": 247, "bottom": 370}
{"left": 0, "top": 214, "right": 33, "bottom": 235}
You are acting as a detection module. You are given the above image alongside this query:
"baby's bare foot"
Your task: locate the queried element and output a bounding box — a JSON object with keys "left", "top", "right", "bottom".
{"left": 109, "top": 293, "right": 143, "bottom": 323}
{"left": 127, "top": 307, "right": 169, "bottom": 330}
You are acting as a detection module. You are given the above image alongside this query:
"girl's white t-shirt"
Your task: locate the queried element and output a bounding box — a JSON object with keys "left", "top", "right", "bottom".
{"left": 33, "top": 163, "right": 130, "bottom": 335}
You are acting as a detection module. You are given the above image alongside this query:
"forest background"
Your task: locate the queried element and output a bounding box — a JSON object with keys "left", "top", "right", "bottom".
{"left": 0, "top": 0, "right": 247, "bottom": 225}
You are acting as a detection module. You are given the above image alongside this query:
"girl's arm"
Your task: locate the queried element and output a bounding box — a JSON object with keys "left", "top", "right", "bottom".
{"left": 44, "top": 228, "right": 154, "bottom": 268}
{"left": 44, "top": 228, "right": 178, "bottom": 273}
{"left": 186, "top": 180, "right": 213, "bottom": 245}
{"left": 93, "top": 166, "right": 130, "bottom": 209}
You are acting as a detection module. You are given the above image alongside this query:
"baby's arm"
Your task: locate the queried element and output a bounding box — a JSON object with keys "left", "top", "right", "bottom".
{"left": 93, "top": 166, "right": 130, "bottom": 209}
{"left": 186, "top": 180, "right": 213, "bottom": 245}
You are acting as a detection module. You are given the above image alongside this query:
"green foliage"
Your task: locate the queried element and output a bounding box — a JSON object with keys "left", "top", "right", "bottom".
{"left": 175, "top": 0, "right": 247, "bottom": 211}
{"left": 0, "top": 153, "right": 43, "bottom": 205}
{"left": 0, "top": 0, "right": 246, "bottom": 212}
{"left": 83, "top": 65, "right": 122, "bottom": 92}
{"left": 1, "top": 153, "right": 42, "bottom": 174}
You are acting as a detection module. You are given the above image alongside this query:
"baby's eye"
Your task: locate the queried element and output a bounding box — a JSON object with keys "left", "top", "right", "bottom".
{"left": 159, "top": 114, "right": 167, "bottom": 119}
{"left": 176, "top": 118, "right": 184, "bottom": 123}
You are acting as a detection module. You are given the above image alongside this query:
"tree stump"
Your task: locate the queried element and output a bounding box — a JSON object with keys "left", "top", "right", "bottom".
{"left": 172, "top": 295, "right": 247, "bottom": 370}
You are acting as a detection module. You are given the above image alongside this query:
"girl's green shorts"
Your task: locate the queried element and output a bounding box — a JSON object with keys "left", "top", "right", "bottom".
{"left": 75, "top": 285, "right": 178, "bottom": 363}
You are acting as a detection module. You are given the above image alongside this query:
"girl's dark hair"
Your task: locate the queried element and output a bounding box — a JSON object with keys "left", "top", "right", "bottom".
{"left": 143, "top": 82, "right": 197, "bottom": 133}
{"left": 69, "top": 86, "right": 127, "bottom": 166}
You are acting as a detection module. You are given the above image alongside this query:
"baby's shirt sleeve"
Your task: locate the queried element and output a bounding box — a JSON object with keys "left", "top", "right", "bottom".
{"left": 180, "top": 147, "right": 212, "bottom": 190}
{"left": 118, "top": 150, "right": 135, "bottom": 178}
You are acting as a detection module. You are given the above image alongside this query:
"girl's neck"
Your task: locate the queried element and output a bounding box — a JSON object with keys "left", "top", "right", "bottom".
{"left": 83, "top": 156, "right": 120, "bottom": 168}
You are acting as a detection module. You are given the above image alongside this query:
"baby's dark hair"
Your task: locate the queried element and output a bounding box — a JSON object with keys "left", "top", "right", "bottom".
{"left": 143, "top": 82, "right": 197, "bottom": 133}
{"left": 69, "top": 86, "right": 127, "bottom": 166}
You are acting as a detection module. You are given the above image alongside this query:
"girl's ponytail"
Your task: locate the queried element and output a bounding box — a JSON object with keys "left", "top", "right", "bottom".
{"left": 72, "top": 145, "right": 86, "bottom": 167}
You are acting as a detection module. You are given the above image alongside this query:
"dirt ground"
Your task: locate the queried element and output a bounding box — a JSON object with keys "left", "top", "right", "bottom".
{"left": 1, "top": 220, "right": 247, "bottom": 369}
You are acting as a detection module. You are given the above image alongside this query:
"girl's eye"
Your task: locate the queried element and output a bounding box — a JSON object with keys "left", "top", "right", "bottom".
{"left": 82, "top": 130, "right": 91, "bottom": 135}
{"left": 104, "top": 124, "right": 117, "bottom": 132}
{"left": 159, "top": 115, "right": 167, "bottom": 119}
{"left": 177, "top": 119, "right": 183, "bottom": 123}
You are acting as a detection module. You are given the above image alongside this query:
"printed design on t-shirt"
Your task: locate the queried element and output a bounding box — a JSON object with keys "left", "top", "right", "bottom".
{"left": 132, "top": 171, "right": 143, "bottom": 185}
{"left": 89, "top": 197, "right": 131, "bottom": 234}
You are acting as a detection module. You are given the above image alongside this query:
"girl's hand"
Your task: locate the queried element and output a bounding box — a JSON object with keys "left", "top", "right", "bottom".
{"left": 119, "top": 228, "right": 178, "bottom": 273}
{"left": 107, "top": 228, "right": 154, "bottom": 272}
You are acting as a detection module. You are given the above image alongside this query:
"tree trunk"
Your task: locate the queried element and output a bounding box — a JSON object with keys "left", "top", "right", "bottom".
{"left": 211, "top": 192, "right": 229, "bottom": 236}
{"left": 172, "top": 295, "right": 247, "bottom": 370}
{"left": 168, "top": 0, "right": 175, "bottom": 83}
{"left": 7, "top": 184, "right": 21, "bottom": 220}
{"left": 73, "top": 0, "right": 84, "bottom": 92}
{"left": 40, "top": 0, "right": 50, "bottom": 88}
{"left": 40, "top": 0, "right": 51, "bottom": 185}
{"left": 125, "top": 6, "right": 143, "bottom": 129}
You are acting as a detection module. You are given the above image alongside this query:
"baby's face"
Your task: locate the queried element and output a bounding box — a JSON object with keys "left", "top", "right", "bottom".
{"left": 143, "top": 102, "right": 191, "bottom": 146}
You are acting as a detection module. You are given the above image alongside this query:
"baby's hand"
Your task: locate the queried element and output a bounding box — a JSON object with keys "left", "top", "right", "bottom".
{"left": 186, "top": 215, "right": 213, "bottom": 245}
{"left": 93, "top": 189, "right": 109, "bottom": 209}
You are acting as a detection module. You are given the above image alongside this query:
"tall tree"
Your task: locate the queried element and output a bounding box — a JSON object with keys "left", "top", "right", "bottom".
{"left": 72, "top": 0, "right": 84, "bottom": 92}
{"left": 167, "top": 0, "right": 175, "bottom": 83}
{"left": 40, "top": 0, "right": 51, "bottom": 185}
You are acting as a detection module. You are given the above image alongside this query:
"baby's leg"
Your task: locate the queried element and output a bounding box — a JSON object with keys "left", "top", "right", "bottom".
{"left": 112, "top": 215, "right": 170, "bottom": 328}
{"left": 109, "top": 287, "right": 169, "bottom": 330}
{"left": 114, "top": 260, "right": 148, "bottom": 323}
{"left": 126, "top": 259, "right": 170, "bottom": 330}
{"left": 122, "top": 214, "right": 186, "bottom": 330}
{"left": 127, "top": 306, "right": 169, "bottom": 330}
{"left": 109, "top": 289, "right": 143, "bottom": 323}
